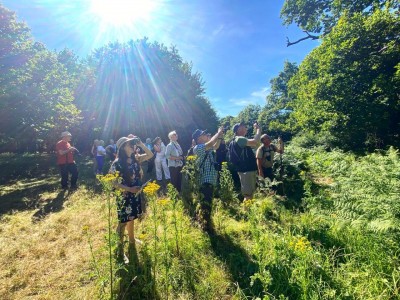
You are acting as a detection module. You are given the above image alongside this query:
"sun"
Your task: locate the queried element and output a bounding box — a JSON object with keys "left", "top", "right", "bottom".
{"left": 89, "top": 0, "right": 158, "bottom": 26}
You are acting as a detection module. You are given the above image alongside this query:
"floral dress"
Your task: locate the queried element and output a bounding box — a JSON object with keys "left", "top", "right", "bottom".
{"left": 110, "top": 158, "right": 142, "bottom": 223}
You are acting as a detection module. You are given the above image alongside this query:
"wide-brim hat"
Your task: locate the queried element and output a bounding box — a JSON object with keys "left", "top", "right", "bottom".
{"left": 152, "top": 136, "right": 161, "bottom": 144}
{"left": 116, "top": 137, "right": 137, "bottom": 150}
{"left": 192, "top": 129, "right": 207, "bottom": 142}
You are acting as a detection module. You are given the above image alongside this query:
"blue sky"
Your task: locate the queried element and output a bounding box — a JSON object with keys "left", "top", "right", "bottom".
{"left": 3, "top": 0, "right": 318, "bottom": 117}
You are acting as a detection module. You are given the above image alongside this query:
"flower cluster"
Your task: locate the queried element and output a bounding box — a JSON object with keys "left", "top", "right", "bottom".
{"left": 186, "top": 155, "right": 196, "bottom": 161}
{"left": 158, "top": 199, "right": 171, "bottom": 206}
{"left": 242, "top": 199, "right": 255, "bottom": 208}
{"left": 143, "top": 181, "right": 160, "bottom": 197}
{"left": 289, "top": 236, "right": 312, "bottom": 253}
{"left": 97, "top": 172, "right": 120, "bottom": 183}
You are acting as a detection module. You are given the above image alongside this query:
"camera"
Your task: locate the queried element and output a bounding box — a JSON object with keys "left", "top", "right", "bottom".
{"left": 130, "top": 137, "right": 141, "bottom": 145}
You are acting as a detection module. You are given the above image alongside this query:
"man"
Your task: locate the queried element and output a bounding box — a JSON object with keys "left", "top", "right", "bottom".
{"left": 256, "top": 134, "right": 284, "bottom": 181}
{"left": 228, "top": 122, "right": 261, "bottom": 200}
{"left": 56, "top": 131, "right": 78, "bottom": 190}
{"left": 105, "top": 139, "right": 117, "bottom": 161}
{"left": 193, "top": 127, "right": 224, "bottom": 231}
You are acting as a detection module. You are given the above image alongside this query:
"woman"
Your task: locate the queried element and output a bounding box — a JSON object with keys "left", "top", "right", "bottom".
{"left": 109, "top": 136, "right": 154, "bottom": 259}
{"left": 165, "top": 130, "right": 184, "bottom": 192}
{"left": 91, "top": 139, "right": 99, "bottom": 175}
{"left": 153, "top": 137, "right": 170, "bottom": 185}
{"left": 96, "top": 140, "right": 106, "bottom": 174}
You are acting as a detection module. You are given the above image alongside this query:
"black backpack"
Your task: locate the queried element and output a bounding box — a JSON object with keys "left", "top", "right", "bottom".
{"left": 227, "top": 138, "right": 257, "bottom": 172}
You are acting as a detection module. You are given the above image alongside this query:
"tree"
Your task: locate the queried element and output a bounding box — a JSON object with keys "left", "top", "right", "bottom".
{"left": 286, "top": 9, "right": 400, "bottom": 149}
{"left": 76, "top": 39, "right": 218, "bottom": 151}
{"left": 259, "top": 61, "right": 298, "bottom": 138}
{"left": 281, "top": 0, "right": 398, "bottom": 46}
{"left": 0, "top": 4, "right": 34, "bottom": 93}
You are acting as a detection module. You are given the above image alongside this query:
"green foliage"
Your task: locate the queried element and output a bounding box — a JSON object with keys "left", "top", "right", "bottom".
{"left": 281, "top": 0, "right": 393, "bottom": 36}
{"left": 259, "top": 61, "right": 298, "bottom": 138}
{"left": 287, "top": 9, "right": 400, "bottom": 149}
{"left": 218, "top": 162, "right": 238, "bottom": 203}
{"left": 77, "top": 39, "right": 218, "bottom": 150}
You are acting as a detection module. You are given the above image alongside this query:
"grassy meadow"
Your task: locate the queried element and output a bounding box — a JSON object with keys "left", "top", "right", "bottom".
{"left": 0, "top": 145, "right": 399, "bottom": 299}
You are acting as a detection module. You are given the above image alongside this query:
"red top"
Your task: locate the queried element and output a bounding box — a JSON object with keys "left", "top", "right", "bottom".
{"left": 56, "top": 140, "right": 74, "bottom": 165}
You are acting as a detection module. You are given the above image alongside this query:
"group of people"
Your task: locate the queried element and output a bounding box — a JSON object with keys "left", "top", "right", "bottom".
{"left": 55, "top": 124, "right": 283, "bottom": 259}
{"left": 90, "top": 139, "right": 117, "bottom": 175}
{"left": 192, "top": 122, "right": 283, "bottom": 231}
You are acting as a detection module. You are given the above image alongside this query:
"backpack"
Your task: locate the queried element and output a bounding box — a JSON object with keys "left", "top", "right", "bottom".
{"left": 227, "top": 138, "right": 257, "bottom": 172}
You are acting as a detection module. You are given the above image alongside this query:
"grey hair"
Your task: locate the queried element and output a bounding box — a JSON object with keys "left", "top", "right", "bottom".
{"left": 168, "top": 131, "right": 177, "bottom": 139}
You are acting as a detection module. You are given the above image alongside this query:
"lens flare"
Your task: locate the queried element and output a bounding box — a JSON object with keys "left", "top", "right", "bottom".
{"left": 89, "top": 0, "right": 157, "bottom": 26}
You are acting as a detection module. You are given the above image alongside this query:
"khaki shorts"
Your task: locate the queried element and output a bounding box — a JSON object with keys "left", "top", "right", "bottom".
{"left": 238, "top": 171, "right": 257, "bottom": 197}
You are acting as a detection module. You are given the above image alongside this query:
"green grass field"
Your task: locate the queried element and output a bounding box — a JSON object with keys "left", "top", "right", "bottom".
{"left": 0, "top": 147, "right": 399, "bottom": 299}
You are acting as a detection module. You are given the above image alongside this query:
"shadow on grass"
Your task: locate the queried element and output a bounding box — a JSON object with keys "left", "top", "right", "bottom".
{"left": 118, "top": 243, "right": 160, "bottom": 300}
{"left": 32, "top": 189, "right": 72, "bottom": 221}
{"left": 208, "top": 230, "right": 262, "bottom": 298}
{"left": 0, "top": 177, "right": 59, "bottom": 217}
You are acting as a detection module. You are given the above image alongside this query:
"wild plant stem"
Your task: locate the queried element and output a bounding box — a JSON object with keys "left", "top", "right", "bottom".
{"left": 107, "top": 195, "right": 113, "bottom": 299}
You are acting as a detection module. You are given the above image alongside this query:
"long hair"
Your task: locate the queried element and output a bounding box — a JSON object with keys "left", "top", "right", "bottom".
{"left": 117, "top": 146, "right": 133, "bottom": 185}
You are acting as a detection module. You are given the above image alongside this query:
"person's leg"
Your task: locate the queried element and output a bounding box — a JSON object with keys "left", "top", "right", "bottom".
{"left": 96, "top": 156, "right": 104, "bottom": 174}
{"left": 169, "top": 167, "right": 177, "bottom": 190}
{"left": 126, "top": 220, "right": 135, "bottom": 244}
{"left": 59, "top": 164, "right": 68, "bottom": 189}
{"left": 69, "top": 163, "right": 78, "bottom": 188}
{"left": 238, "top": 171, "right": 256, "bottom": 201}
{"left": 162, "top": 159, "right": 170, "bottom": 180}
{"left": 176, "top": 166, "right": 182, "bottom": 193}
{"left": 155, "top": 159, "right": 162, "bottom": 180}
{"left": 92, "top": 157, "right": 97, "bottom": 175}
{"left": 199, "top": 183, "right": 214, "bottom": 231}
{"left": 116, "top": 222, "right": 127, "bottom": 258}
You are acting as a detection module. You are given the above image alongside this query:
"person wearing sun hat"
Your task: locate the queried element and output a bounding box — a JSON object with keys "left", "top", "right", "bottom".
{"left": 56, "top": 131, "right": 79, "bottom": 190}
{"left": 192, "top": 126, "right": 224, "bottom": 232}
{"left": 109, "top": 136, "right": 153, "bottom": 261}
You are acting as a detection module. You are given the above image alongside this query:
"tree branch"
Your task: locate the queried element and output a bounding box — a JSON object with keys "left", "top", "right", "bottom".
{"left": 286, "top": 31, "right": 320, "bottom": 47}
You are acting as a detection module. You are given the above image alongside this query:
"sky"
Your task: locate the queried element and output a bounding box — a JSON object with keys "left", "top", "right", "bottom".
{"left": 2, "top": 0, "right": 319, "bottom": 117}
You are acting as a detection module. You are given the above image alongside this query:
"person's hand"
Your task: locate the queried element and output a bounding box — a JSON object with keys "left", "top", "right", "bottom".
{"left": 254, "top": 122, "right": 260, "bottom": 130}
{"left": 278, "top": 137, "right": 283, "bottom": 145}
{"left": 217, "top": 126, "right": 224, "bottom": 137}
{"left": 129, "top": 186, "right": 141, "bottom": 193}
{"left": 69, "top": 147, "right": 77, "bottom": 152}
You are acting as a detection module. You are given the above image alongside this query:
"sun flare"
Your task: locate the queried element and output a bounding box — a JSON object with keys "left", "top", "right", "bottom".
{"left": 89, "top": 0, "right": 158, "bottom": 26}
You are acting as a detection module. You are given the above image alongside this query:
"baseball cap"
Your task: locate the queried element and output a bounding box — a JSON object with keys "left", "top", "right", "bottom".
{"left": 192, "top": 129, "right": 207, "bottom": 142}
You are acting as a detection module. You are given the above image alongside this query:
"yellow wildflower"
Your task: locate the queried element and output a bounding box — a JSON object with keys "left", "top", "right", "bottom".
{"left": 186, "top": 155, "right": 196, "bottom": 161}
{"left": 82, "top": 225, "right": 90, "bottom": 233}
{"left": 290, "top": 236, "right": 312, "bottom": 253}
{"left": 143, "top": 181, "right": 160, "bottom": 197}
{"left": 158, "top": 199, "right": 171, "bottom": 206}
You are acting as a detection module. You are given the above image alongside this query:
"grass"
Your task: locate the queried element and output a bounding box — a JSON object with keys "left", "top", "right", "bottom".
{"left": 0, "top": 147, "right": 399, "bottom": 299}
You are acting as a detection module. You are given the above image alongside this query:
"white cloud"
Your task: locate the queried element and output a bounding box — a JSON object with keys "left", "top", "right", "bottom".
{"left": 213, "top": 86, "right": 270, "bottom": 117}
{"left": 229, "top": 86, "right": 269, "bottom": 107}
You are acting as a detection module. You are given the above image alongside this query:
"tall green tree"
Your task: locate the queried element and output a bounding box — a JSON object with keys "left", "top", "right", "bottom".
{"left": 0, "top": 5, "right": 82, "bottom": 152}
{"left": 287, "top": 9, "right": 400, "bottom": 149}
{"left": 76, "top": 39, "right": 218, "bottom": 150}
{"left": 259, "top": 61, "right": 298, "bottom": 138}
{"left": 281, "top": 0, "right": 398, "bottom": 45}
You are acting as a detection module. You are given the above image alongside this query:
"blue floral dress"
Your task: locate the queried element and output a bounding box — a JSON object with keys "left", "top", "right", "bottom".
{"left": 110, "top": 158, "right": 142, "bottom": 223}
